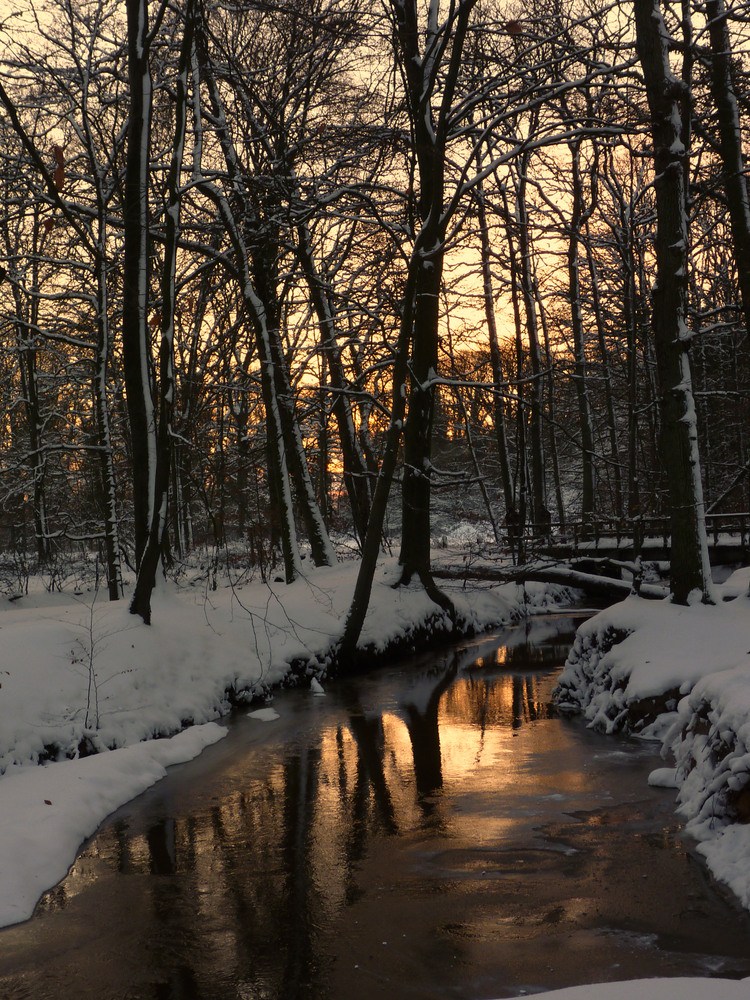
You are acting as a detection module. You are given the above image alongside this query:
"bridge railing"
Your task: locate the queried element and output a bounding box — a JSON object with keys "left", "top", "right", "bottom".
{"left": 705, "top": 512, "right": 750, "bottom": 548}
{"left": 507, "top": 513, "right": 750, "bottom": 556}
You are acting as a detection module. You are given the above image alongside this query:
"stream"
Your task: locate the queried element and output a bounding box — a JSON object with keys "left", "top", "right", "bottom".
{"left": 1, "top": 612, "right": 750, "bottom": 1000}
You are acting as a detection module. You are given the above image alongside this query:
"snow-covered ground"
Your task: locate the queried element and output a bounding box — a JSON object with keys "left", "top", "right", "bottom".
{"left": 555, "top": 566, "right": 750, "bottom": 913}
{"left": 528, "top": 981, "right": 750, "bottom": 1000}
{"left": 0, "top": 553, "right": 560, "bottom": 928}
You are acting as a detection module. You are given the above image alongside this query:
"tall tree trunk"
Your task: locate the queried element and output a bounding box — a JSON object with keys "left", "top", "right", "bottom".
{"left": 512, "top": 261, "right": 527, "bottom": 565}
{"left": 623, "top": 227, "right": 642, "bottom": 555}
{"left": 633, "top": 0, "right": 714, "bottom": 604}
{"left": 317, "top": 380, "right": 329, "bottom": 527}
{"left": 11, "top": 235, "right": 51, "bottom": 565}
{"left": 94, "top": 242, "right": 123, "bottom": 601}
{"left": 123, "top": 0, "right": 156, "bottom": 574}
{"left": 446, "top": 319, "right": 500, "bottom": 543}
{"left": 536, "top": 279, "right": 566, "bottom": 529}
{"left": 500, "top": 188, "right": 526, "bottom": 563}
{"left": 14, "top": 297, "right": 50, "bottom": 565}
{"left": 706, "top": 0, "right": 750, "bottom": 339}
{"left": 397, "top": 230, "right": 444, "bottom": 589}
{"left": 475, "top": 171, "right": 514, "bottom": 520}
{"left": 584, "top": 219, "right": 623, "bottom": 519}
{"left": 392, "top": 0, "right": 474, "bottom": 613}
{"left": 515, "top": 164, "right": 546, "bottom": 533}
{"left": 568, "top": 140, "right": 596, "bottom": 534}
{"left": 131, "top": 0, "right": 196, "bottom": 622}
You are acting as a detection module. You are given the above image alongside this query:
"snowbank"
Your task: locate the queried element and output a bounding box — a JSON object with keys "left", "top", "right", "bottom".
{"left": 0, "top": 723, "right": 226, "bottom": 928}
{"left": 671, "top": 660, "right": 750, "bottom": 909}
{"left": 554, "top": 595, "right": 750, "bottom": 733}
{"left": 524, "top": 979, "right": 750, "bottom": 1000}
{"left": 0, "top": 556, "right": 568, "bottom": 927}
{"left": 554, "top": 571, "right": 750, "bottom": 910}
{"left": 0, "top": 561, "right": 565, "bottom": 773}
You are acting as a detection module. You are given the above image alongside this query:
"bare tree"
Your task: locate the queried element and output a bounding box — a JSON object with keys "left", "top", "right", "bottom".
{"left": 129, "top": 0, "right": 197, "bottom": 621}
{"left": 632, "top": 0, "right": 714, "bottom": 603}
{"left": 705, "top": 0, "right": 750, "bottom": 340}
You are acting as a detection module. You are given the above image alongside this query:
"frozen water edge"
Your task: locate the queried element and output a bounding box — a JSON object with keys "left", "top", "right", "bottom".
{"left": 0, "top": 557, "right": 570, "bottom": 928}
{"left": 0, "top": 723, "right": 227, "bottom": 928}
{"left": 555, "top": 566, "right": 750, "bottom": 913}
{"left": 519, "top": 979, "right": 750, "bottom": 1000}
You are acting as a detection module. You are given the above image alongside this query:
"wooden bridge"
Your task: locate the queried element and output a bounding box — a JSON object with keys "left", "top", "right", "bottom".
{"left": 521, "top": 513, "right": 750, "bottom": 566}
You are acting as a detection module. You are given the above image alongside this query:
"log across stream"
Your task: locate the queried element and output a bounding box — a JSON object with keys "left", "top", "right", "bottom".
{"left": 1, "top": 612, "right": 750, "bottom": 1000}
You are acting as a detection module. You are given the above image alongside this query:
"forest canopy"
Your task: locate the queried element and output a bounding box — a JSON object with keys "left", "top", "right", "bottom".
{"left": 1, "top": 0, "right": 749, "bottom": 629}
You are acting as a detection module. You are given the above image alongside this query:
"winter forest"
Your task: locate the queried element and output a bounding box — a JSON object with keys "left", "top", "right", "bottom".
{"left": 2, "top": 0, "right": 750, "bottom": 636}
{"left": 8, "top": 3, "right": 750, "bottom": 983}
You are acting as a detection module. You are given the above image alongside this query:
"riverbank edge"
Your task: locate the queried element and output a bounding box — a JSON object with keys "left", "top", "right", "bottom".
{"left": 0, "top": 569, "right": 578, "bottom": 775}
{"left": 0, "top": 565, "right": 579, "bottom": 928}
{"left": 553, "top": 589, "right": 750, "bottom": 910}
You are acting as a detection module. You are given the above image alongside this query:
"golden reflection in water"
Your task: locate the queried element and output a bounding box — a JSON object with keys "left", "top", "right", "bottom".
{"left": 15, "top": 630, "right": 750, "bottom": 1000}
{"left": 45, "top": 668, "right": 573, "bottom": 894}
{"left": 310, "top": 725, "right": 358, "bottom": 920}
{"left": 34, "top": 646, "right": 595, "bottom": 992}
{"left": 380, "top": 712, "right": 427, "bottom": 824}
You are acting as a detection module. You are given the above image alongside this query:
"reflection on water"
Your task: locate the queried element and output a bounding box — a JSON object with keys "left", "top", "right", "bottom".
{"left": 2, "top": 614, "right": 750, "bottom": 1000}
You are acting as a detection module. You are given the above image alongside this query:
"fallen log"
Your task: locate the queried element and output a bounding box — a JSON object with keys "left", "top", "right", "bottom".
{"left": 433, "top": 562, "right": 668, "bottom": 601}
{"left": 514, "top": 565, "right": 667, "bottom": 600}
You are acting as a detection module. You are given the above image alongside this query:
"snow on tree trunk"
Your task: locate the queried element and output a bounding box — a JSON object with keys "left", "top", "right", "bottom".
{"left": 94, "top": 242, "right": 123, "bottom": 601}
{"left": 633, "top": 0, "right": 714, "bottom": 604}
{"left": 585, "top": 219, "right": 623, "bottom": 519}
{"left": 392, "top": 0, "right": 472, "bottom": 611}
{"left": 398, "top": 236, "right": 444, "bottom": 587}
{"left": 123, "top": 0, "right": 156, "bottom": 574}
{"left": 475, "top": 168, "right": 514, "bottom": 522}
{"left": 130, "top": 0, "right": 196, "bottom": 622}
{"left": 12, "top": 268, "right": 50, "bottom": 565}
{"left": 515, "top": 161, "right": 547, "bottom": 535}
{"left": 536, "top": 284, "right": 566, "bottom": 529}
{"left": 501, "top": 184, "right": 528, "bottom": 565}
{"left": 706, "top": 0, "right": 750, "bottom": 341}
{"left": 568, "top": 141, "right": 597, "bottom": 533}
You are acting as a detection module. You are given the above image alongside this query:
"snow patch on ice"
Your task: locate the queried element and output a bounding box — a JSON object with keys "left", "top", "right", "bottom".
{"left": 247, "top": 707, "right": 280, "bottom": 721}
{"left": 648, "top": 767, "right": 679, "bottom": 788}
{"left": 521, "top": 978, "right": 750, "bottom": 1000}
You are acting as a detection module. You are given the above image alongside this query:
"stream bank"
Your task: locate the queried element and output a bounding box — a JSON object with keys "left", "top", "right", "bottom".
{"left": 0, "top": 562, "right": 574, "bottom": 928}
{"left": 2, "top": 613, "right": 750, "bottom": 1000}
{"left": 553, "top": 576, "right": 750, "bottom": 911}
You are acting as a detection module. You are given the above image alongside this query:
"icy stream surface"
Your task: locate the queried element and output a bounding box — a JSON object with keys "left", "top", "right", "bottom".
{"left": 2, "top": 613, "right": 750, "bottom": 1000}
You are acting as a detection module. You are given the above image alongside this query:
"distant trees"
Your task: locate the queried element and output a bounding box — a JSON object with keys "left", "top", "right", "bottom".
{"left": 0, "top": 0, "right": 126, "bottom": 599}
